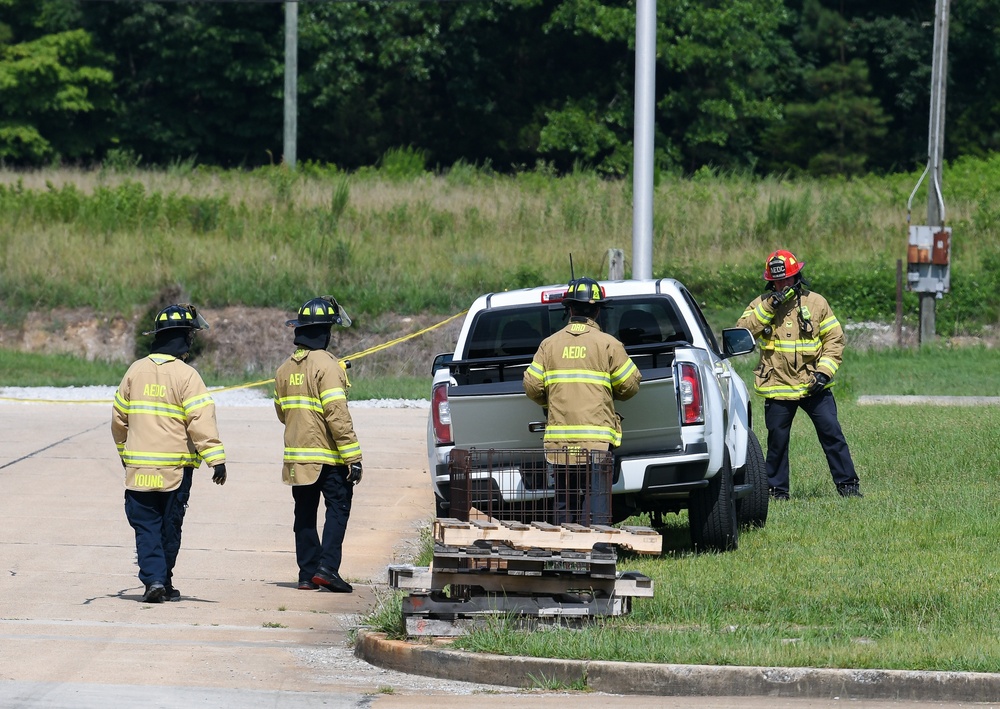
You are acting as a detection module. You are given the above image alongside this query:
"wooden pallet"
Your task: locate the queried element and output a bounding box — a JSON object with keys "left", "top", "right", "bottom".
{"left": 434, "top": 518, "right": 663, "bottom": 555}
{"left": 401, "top": 592, "right": 633, "bottom": 636}
{"left": 389, "top": 564, "right": 653, "bottom": 598}
{"left": 432, "top": 543, "right": 618, "bottom": 577}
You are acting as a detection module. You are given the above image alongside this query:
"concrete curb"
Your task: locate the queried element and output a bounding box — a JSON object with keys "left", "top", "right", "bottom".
{"left": 355, "top": 630, "right": 1000, "bottom": 701}
{"left": 857, "top": 395, "right": 1000, "bottom": 406}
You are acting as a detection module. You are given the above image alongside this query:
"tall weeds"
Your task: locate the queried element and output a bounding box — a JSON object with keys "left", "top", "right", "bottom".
{"left": 2, "top": 155, "right": 998, "bottom": 334}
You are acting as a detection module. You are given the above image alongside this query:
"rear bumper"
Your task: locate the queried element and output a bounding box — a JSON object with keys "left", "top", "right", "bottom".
{"left": 617, "top": 442, "right": 711, "bottom": 499}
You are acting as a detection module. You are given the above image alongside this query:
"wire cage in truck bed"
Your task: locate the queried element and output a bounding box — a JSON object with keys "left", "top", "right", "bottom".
{"left": 448, "top": 447, "right": 613, "bottom": 526}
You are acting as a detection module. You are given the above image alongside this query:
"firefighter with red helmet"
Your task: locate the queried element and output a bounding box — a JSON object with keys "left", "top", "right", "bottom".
{"left": 737, "top": 250, "right": 861, "bottom": 499}
{"left": 112, "top": 303, "right": 228, "bottom": 603}
{"left": 274, "top": 296, "right": 362, "bottom": 593}
{"left": 523, "top": 277, "right": 641, "bottom": 523}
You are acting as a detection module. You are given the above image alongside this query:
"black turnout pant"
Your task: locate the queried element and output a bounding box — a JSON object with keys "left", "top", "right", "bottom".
{"left": 764, "top": 390, "right": 859, "bottom": 495}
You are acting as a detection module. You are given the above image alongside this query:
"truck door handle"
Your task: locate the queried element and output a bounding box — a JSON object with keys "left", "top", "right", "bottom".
{"left": 528, "top": 422, "right": 547, "bottom": 433}
{"left": 715, "top": 364, "right": 732, "bottom": 380}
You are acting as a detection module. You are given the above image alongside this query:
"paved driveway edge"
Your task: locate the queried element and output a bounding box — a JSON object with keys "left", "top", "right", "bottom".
{"left": 355, "top": 630, "right": 1000, "bottom": 701}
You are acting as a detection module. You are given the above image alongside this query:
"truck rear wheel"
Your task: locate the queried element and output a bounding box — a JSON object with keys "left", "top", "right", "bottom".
{"left": 735, "top": 429, "right": 769, "bottom": 529}
{"left": 688, "top": 450, "right": 739, "bottom": 552}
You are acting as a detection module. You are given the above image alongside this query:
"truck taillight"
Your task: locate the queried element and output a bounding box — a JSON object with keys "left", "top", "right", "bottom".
{"left": 678, "top": 363, "right": 704, "bottom": 425}
{"left": 431, "top": 382, "right": 453, "bottom": 445}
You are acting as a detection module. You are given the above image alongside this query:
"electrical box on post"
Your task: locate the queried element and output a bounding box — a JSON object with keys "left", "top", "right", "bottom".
{"left": 907, "top": 225, "right": 951, "bottom": 298}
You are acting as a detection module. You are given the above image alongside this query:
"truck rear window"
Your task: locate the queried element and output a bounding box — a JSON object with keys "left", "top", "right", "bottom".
{"left": 464, "top": 297, "right": 690, "bottom": 360}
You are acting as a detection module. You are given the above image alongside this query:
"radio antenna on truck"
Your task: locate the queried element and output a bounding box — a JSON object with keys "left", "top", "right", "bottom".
{"left": 569, "top": 253, "right": 575, "bottom": 281}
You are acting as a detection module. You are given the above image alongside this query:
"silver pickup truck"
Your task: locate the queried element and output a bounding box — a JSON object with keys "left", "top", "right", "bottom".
{"left": 426, "top": 278, "right": 767, "bottom": 551}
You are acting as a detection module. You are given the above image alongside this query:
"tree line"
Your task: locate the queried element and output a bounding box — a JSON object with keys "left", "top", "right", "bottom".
{"left": 1, "top": 0, "right": 996, "bottom": 176}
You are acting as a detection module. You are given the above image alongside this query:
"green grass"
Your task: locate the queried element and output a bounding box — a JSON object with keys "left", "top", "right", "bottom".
{"left": 4, "top": 155, "right": 1000, "bottom": 335}
{"left": 454, "top": 399, "right": 1000, "bottom": 671}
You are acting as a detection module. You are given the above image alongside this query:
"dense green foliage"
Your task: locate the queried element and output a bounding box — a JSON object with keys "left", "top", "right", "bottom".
{"left": 1, "top": 1, "right": 997, "bottom": 176}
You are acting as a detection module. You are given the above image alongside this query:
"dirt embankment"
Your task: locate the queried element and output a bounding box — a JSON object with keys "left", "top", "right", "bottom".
{"left": 3, "top": 308, "right": 995, "bottom": 380}
{"left": 0, "top": 307, "right": 464, "bottom": 380}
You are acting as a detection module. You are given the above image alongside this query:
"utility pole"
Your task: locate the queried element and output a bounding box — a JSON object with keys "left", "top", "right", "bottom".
{"left": 631, "top": 0, "right": 656, "bottom": 280}
{"left": 283, "top": 1, "right": 298, "bottom": 169}
{"left": 920, "top": 0, "right": 950, "bottom": 344}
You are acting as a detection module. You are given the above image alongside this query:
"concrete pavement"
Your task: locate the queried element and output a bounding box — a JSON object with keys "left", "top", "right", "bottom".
{"left": 1, "top": 400, "right": 997, "bottom": 708}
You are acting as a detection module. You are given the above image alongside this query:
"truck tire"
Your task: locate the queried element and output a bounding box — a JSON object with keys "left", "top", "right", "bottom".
{"left": 435, "top": 494, "right": 450, "bottom": 519}
{"left": 735, "top": 429, "right": 769, "bottom": 529}
{"left": 688, "top": 450, "right": 739, "bottom": 552}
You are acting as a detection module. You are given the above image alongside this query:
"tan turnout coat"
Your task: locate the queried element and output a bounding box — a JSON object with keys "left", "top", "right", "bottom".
{"left": 112, "top": 354, "right": 226, "bottom": 492}
{"left": 523, "top": 317, "right": 641, "bottom": 462}
{"left": 737, "top": 289, "right": 845, "bottom": 400}
{"left": 274, "top": 348, "right": 362, "bottom": 485}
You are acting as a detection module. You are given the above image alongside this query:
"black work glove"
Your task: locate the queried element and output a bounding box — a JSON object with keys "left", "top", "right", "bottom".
{"left": 767, "top": 286, "right": 796, "bottom": 309}
{"left": 212, "top": 463, "right": 227, "bottom": 485}
{"left": 808, "top": 372, "right": 830, "bottom": 397}
{"left": 346, "top": 461, "right": 363, "bottom": 486}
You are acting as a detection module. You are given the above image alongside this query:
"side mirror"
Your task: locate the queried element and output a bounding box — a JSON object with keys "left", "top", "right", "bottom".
{"left": 431, "top": 352, "right": 454, "bottom": 375}
{"left": 721, "top": 328, "right": 755, "bottom": 358}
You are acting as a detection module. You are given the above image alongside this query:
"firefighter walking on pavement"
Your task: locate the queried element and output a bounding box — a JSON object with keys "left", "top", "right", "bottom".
{"left": 274, "top": 295, "right": 363, "bottom": 593}
{"left": 737, "top": 250, "right": 861, "bottom": 500}
{"left": 112, "top": 304, "right": 228, "bottom": 604}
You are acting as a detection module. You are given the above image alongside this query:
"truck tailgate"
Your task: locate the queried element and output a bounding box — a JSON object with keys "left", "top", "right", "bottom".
{"left": 448, "top": 369, "right": 681, "bottom": 454}
{"left": 616, "top": 368, "right": 682, "bottom": 455}
{"left": 449, "top": 382, "right": 543, "bottom": 450}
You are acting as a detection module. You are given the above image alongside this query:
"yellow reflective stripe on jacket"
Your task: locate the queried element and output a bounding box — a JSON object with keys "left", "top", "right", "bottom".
{"left": 276, "top": 395, "right": 323, "bottom": 413}
{"left": 544, "top": 369, "right": 612, "bottom": 389}
{"left": 123, "top": 450, "right": 200, "bottom": 467}
{"left": 611, "top": 359, "right": 638, "bottom": 385}
{"left": 818, "top": 315, "right": 839, "bottom": 336}
{"left": 283, "top": 446, "right": 346, "bottom": 465}
{"left": 755, "top": 381, "right": 812, "bottom": 397}
{"left": 545, "top": 424, "right": 621, "bottom": 447}
{"left": 114, "top": 391, "right": 186, "bottom": 420}
{"left": 526, "top": 362, "right": 544, "bottom": 380}
{"left": 768, "top": 338, "right": 822, "bottom": 355}
{"left": 200, "top": 444, "right": 226, "bottom": 466}
{"left": 183, "top": 392, "right": 215, "bottom": 414}
{"left": 751, "top": 301, "right": 776, "bottom": 326}
{"left": 818, "top": 356, "right": 839, "bottom": 375}
{"left": 338, "top": 440, "right": 362, "bottom": 458}
{"left": 320, "top": 387, "right": 347, "bottom": 404}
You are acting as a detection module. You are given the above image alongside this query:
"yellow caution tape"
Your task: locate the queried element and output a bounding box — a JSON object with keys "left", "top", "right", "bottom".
{"left": 0, "top": 310, "right": 467, "bottom": 404}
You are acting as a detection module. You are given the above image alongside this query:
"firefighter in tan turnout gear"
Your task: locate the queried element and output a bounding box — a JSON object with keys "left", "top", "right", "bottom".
{"left": 524, "top": 277, "right": 641, "bottom": 523}
{"left": 112, "top": 304, "right": 228, "bottom": 604}
{"left": 737, "top": 249, "right": 861, "bottom": 500}
{"left": 274, "top": 296, "right": 362, "bottom": 593}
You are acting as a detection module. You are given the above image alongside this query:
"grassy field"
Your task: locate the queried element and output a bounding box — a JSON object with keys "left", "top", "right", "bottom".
{"left": 360, "top": 347, "right": 1000, "bottom": 673}
{"left": 440, "top": 388, "right": 1000, "bottom": 672}
{"left": 3, "top": 154, "right": 1000, "bottom": 333}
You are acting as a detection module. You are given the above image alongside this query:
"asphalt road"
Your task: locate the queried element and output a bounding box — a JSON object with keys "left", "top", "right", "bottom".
{"left": 0, "top": 401, "right": 993, "bottom": 709}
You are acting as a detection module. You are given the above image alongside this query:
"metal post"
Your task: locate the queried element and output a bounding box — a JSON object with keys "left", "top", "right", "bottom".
{"left": 283, "top": 1, "right": 298, "bottom": 169}
{"left": 920, "top": 0, "right": 950, "bottom": 345}
{"left": 608, "top": 248, "right": 624, "bottom": 280}
{"left": 631, "top": 0, "right": 656, "bottom": 280}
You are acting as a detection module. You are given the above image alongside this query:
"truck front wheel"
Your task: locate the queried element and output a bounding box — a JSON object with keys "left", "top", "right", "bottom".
{"left": 735, "top": 429, "right": 769, "bottom": 529}
{"left": 688, "top": 451, "right": 739, "bottom": 552}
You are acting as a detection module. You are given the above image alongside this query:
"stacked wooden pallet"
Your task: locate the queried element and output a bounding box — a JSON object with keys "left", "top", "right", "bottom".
{"left": 388, "top": 519, "right": 661, "bottom": 636}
